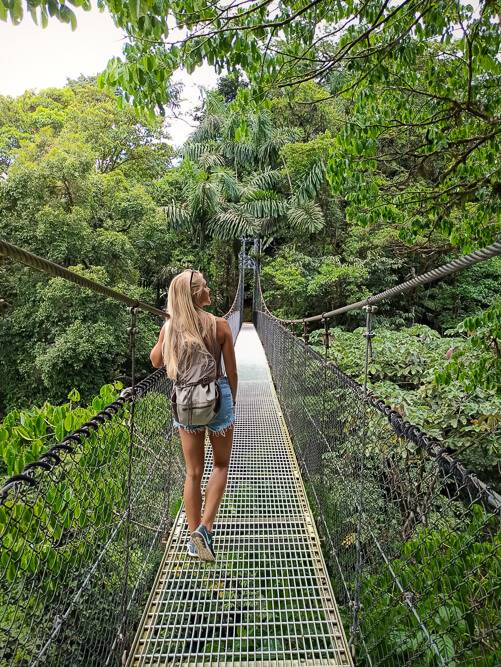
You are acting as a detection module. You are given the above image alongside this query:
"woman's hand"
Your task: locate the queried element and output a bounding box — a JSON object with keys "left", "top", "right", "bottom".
{"left": 150, "top": 324, "right": 166, "bottom": 368}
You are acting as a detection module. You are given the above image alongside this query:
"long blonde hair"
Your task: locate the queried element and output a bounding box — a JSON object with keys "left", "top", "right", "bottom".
{"left": 162, "top": 269, "right": 216, "bottom": 380}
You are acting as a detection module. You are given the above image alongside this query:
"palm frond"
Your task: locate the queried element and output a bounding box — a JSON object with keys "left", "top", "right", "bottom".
{"left": 198, "top": 151, "right": 226, "bottom": 169}
{"left": 295, "top": 160, "right": 326, "bottom": 202}
{"left": 180, "top": 140, "right": 226, "bottom": 170}
{"left": 191, "top": 179, "right": 220, "bottom": 218}
{"left": 204, "top": 93, "right": 227, "bottom": 118}
{"left": 181, "top": 141, "right": 219, "bottom": 161}
{"left": 243, "top": 168, "right": 283, "bottom": 194}
{"left": 212, "top": 168, "right": 242, "bottom": 201}
{"left": 189, "top": 122, "right": 219, "bottom": 143}
{"left": 257, "top": 218, "right": 279, "bottom": 235}
{"left": 164, "top": 201, "right": 192, "bottom": 229}
{"left": 224, "top": 111, "right": 243, "bottom": 140}
{"left": 241, "top": 190, "right": 287, "bottom": 219}
{"left": 260, "top": 236, "right": 275, "bottom": 251}
{"left": 224, "top": 140, "right": 256, "bottom": 166}
{"left": 208, "top": 206, "right": 258, "bottom": 240}
{"left": 189, "top": 97, "right": 226, "bottom": 142}
{"left": 286, "top": 199, "right": 325, "bottom": 233}
{"left": 249, "top": 109, "right": 273, "bottom": 145}
{"left": 258, "top": 127, "right": 303, "bottom": 165}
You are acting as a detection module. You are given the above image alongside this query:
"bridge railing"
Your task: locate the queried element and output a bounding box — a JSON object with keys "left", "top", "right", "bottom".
{"left": 0, "top": 240, "right": 244, "bottom": 666}
{"left": 0, "top": 369, "right": 182, "bottom": 667}
{"left": 254, "top": 252, "right": 500, "bottom": 667}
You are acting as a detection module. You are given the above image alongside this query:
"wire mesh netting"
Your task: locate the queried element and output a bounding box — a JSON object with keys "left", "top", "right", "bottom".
{"left": 2, "top": 232, "right": 499, "bottom": 667}
{"left": 254, "top": 291, "right": 501, "bottom": 667}
{"left": 0, "top": 267, "right": 244, "bottom": 667}
{"left": 128, "top": 324, "right": 352, "bottom": 666}
{"left": 0, "top": 368, "right": 186, "bottom": 667}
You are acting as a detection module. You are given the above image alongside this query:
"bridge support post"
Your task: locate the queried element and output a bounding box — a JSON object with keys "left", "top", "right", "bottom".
{"left": 350, "top": 303, "right": 377, "bottom": 658}
{"left": 320, "top": 315, "right": 330, "bottom": 438}
{"left": 302, "top": 320, "right": 309, "bottom": 345}
{"left": 251, "top": 237, "right": 262, "bottom": 324}
{"left": 119, "top": 305, "right": 139, "bottom": 664}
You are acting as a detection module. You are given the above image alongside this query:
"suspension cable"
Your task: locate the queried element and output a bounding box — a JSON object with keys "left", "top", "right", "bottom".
{"left": 1, "top": 238, "right": 246, "bottom": 322}
{"left": 0, "top": 239, "right": 168, "bottom": 319}
{"left": 258, "top": 240, "right": 501, "bottom": 324}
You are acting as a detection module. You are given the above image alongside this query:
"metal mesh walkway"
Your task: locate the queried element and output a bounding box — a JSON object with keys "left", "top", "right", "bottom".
{"left": 128, "top": 324, "right": 352, "bottom": 666}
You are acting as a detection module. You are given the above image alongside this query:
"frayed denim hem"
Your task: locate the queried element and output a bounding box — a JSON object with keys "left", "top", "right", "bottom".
{"left": 177, "top": 424, "right": 206, "bottom": 434}
{"left": 207, "top": 416, "right": 236, "bottom": 438}
{"left": 176, "top": 418, "right": 235, "bottom": 436}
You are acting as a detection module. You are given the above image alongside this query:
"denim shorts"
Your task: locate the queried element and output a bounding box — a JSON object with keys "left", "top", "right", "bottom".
{"left": 173, "top": 377, "right": 235, "bottom": 436}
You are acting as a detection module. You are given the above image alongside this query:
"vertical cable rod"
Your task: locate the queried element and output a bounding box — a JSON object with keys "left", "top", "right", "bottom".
{"left": 120, "top": 306, "right": 139, "bottom": 660}
{"left": 350, "top": 304, "right": 375, "bottom": 656}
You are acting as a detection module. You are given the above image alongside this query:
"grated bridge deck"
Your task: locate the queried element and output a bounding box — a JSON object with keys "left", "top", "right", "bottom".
{"left": 128, "top": 324, "right": 352, "bottom": 666}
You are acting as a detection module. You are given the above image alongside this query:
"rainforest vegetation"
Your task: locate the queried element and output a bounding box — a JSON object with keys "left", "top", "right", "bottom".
{"left": 0, "top": 1, "right": 500, "bottom": 664}
{"left": 1, "top": 65, "right": 499, "bottom": 486}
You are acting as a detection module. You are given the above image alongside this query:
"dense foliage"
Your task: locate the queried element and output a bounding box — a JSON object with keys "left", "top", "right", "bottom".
{"left": 0, "top": 3, "right": 500, "bottom": 663}
{"left": 105, "top": 0, "right": 500, "bottom": 249}
{"left": 359, "top": 505, "right": 500, "bottom": 666}
{"left": 0, "top": 81, "right": 239, "bottom": 412}
{"left": 166, "top": 92, "right": 327, "bottom": 240}
{"left": 3, "top": 3, "right": 500, "bottom": 249}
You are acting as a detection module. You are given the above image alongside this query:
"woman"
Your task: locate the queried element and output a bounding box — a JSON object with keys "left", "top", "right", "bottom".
{"left": 150, "top": 269, "right": 237, "bottom": 562}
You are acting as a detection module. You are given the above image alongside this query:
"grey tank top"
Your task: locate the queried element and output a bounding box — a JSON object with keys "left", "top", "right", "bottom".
{"left": 167, "top": 318, "right": 226, "bottom": 382}
{"left": 167, "top": 317, "right": 224, "bottom": 381}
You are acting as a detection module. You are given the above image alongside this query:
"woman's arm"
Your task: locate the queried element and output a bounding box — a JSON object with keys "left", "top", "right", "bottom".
{"left": 150, "top": 324, "right": 166, "bottom": 368}
{"left": 220, "top": 319, "right": 238, "bottom": 403}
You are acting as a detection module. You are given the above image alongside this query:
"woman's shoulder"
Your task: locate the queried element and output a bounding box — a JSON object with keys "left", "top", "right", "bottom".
{"left": 215, "top": 317, "right": 231, "bottom": 343}
{"left": 215, "top": 316, "right": 229, "bottom": 331}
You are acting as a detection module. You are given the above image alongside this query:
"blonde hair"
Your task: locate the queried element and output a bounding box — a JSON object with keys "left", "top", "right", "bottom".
{"left": 162, "top": 270, "right": 216, "bottom": 380}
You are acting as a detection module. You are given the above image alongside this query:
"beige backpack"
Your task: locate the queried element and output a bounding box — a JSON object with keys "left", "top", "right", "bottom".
{"left": 171, "top": 343, "right": 221, "bottom": 427}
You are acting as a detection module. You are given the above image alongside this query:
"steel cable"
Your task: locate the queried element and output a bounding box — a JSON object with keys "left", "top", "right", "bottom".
{"left": 256, "top": 239, "right": 501, "bottom": 324}
{"left": 0, "top": 239, "right": 167, "bottom": 319}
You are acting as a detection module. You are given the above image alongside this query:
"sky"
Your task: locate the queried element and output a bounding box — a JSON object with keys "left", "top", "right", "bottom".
{"left": 0, "top": 2, "right": 482, "bottom": 146}
{"left": 0, "top": 7, "right": 217, "bottom": 146}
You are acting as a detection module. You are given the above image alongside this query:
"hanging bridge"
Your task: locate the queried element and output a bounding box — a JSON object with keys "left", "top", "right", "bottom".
{"left": 0, "top": 239, "right": 500, "bottom": 667}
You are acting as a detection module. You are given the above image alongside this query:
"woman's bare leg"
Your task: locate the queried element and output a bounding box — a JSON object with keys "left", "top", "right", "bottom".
{"left": 202, "top": 426, "right": 234, "bottom": 532}
{"left": 179, "top": 428, "right": 206, "bottom": 533}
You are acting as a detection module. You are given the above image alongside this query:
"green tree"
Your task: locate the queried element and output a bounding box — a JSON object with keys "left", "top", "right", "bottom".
{"left": 4, "top": 2, "right": 499, "bottom": 248}
{"left": 0, "top": 83, "right": 173, "bottom": 410}
{"left": 166, "top": 93, "right": 327, "bottom": 240}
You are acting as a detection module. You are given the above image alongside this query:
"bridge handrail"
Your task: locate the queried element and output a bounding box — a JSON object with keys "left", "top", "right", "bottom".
{"left": 0, "top": 240, "right": 244, "bottom": 667}
{"left": 255, "top": 304, "right": 501, "bottom": 664}
{"left": 258, "top": 308, "right": 501, "bottom": 513}
{"left": 256, "top": 239, "right": 501, "bottom": 324}
{"left": 0, "top": 239, "right": 168, "bottom": 318}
